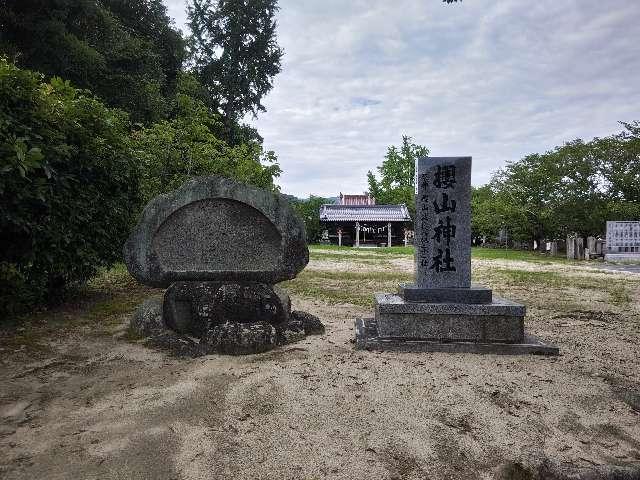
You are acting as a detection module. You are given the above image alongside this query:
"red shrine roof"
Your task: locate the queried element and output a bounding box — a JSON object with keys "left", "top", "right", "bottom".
{"left": 319, "top": 204, "right": 411, "bottom": 222}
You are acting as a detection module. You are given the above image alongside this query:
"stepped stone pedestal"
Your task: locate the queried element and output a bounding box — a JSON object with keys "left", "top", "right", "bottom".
{"left": 355, "top": 156, "right": 558, "bottom": 355}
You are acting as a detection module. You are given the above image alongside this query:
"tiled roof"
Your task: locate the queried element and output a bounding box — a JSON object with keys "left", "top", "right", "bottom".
{"left": 319, "top": 204, "right": 411, "bottom": 222}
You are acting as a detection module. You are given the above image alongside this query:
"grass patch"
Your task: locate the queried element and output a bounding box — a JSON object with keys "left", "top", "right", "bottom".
{"left": 310, "top": 245, "right": 574, "bottom": 264}
{"left": 488, "top": 268, "right": 634, "bottom": 307}
{"left": 309, "top": 251, "right": 398, "bottom": 262}
{"left": 472, "top": 247, "right": 571, "bottom": 263}
{"left": 609, "top": 285, "right": 633, "bottom": 305}
{"left": 0, "top": 263, "right": 160, "bottom": 354}
{"left": 283, "top": 269, "right": 413, "bottom": 307}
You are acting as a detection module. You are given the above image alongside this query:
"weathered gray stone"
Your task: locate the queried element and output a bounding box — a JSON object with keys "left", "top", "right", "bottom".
{"left": 204, "top": 322, "right": 277, "bottom": 355}
{"left": 415, "top": 157, "right": 472, "bottom": 289}
{"left": 587, "top": 236, "right": 596, "bottom": 256}
{"left": 163, "top": 281, "right": 290, "bottom": 338}
{"left": 576, "top": 237, "right": 585, "bottom": 260}
{"left": 130, "top": 298, "right": 165, "bottom": 336}
{"left": 374, "top": 293, "right": 524, "bottom": 343}
{"left": 567, "top": 235, "right": 576, "bottom": 259}
{"left": 289, "top": 310, "right": 325, "bottom": 335}
{"left": 124, "top": 176, "right": 308, "bottom": 287}
{"left": 376, "top": 293, "right": 525, "bottom": 316}
{"left": 398, "top": 283, "right": 492, "bottom": 304}
{"left": 146, "top": 331, "right": 206, "bottom": 357}
{"left": 355, "top": 318, "right": 559, "bottom": 355}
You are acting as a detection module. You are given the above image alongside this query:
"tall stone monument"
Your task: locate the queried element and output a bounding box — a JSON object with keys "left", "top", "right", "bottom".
{"left": 355, "top": 157, "right": 558, "bottom": 355}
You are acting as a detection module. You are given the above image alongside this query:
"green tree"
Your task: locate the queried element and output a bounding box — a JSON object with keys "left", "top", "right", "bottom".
{"left": 367, "top": 136, "right": 429, "bottom": 218}
{"left": 133, "top": 86, "right": 281, "bottom": 204}
{"left": 0, "top": 0, "right": 185, "bottom": 124}
{"left": 484, "top": 123, "right": 640, "bottom": 248}
{"left": 591, "top": 121, "right": 640, "bottom": 220}
{"left": 187, "top": 0, "right": 283, "bottom": 126}
{"left": 0, "top": 59, "right": 139, "bottom": 316}
{"left": 471, "top": 185, "right": 503, "bottom": 241}
{"left": 491, "top": 152, "right": 570, "bottom": 249}
{"left": 289, "top": 196, "right": 332, "bottom": 243}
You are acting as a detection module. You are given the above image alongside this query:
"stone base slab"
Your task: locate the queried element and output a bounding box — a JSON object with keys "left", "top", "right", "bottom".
{"left": 399, "top": 283, "right": 492, "bottom": 304}
{"left": 375, "top": 293, "right": 525, "bottom": 343}
{"left": 355, "top": 318, "right": 559, "bottom": 355}
{"left": 605, "top": 253, "right": 640, "bottom": 262}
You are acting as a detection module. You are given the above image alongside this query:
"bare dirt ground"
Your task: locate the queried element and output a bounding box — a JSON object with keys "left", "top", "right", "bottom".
{"left": 1, "top": 250, "right": 639, "bottom": 479}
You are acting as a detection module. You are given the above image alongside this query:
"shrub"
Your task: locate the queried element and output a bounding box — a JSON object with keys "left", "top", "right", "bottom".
{"left": 0, "top": 59, "right": 140, "bottom": 317}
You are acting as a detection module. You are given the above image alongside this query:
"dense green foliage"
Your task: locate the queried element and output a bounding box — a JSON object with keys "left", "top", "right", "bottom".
{"left": 0, "top": 0, "right": 185, "bottom": 124}
{"left": 0, "top": 0, "right": 286, "bottom": 317}
{"left": 133, "top": 82, "right": 281, "bottom": 204}
{"left": 289, "top": 196, "right": 332, "bottom": 243}
{"left": 187, "top": 0, "right": 283, "bottom": 130}
{"left": 0, "top": 59, "right": 139, "bottom": 315}
{"left": 367, "top": 136, "right": 429, "bottom": 218}
{"left": 472, "top": 123, "right": 640, "bottom": 247}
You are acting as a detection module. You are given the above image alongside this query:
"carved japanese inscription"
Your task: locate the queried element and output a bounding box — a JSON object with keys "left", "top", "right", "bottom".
{"left": 415, "top": 157, "right": 471, "bottom": 289}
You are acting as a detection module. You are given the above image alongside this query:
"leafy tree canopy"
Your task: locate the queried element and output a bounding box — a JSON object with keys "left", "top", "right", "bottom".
{"left": 0, "top": 0, "right": 185, "bottom": 124}
{"left": 133, "top": 76, "right": 281, "bottom": 204}
{"left": 187, "top": 0, "right": 283, "bottom": 126}
{"left": 367, "top": 135, "right": 429, "bottom": 218}
{"left": 289, "top": 196, "right": 332, "bottom": 243}
{"left": 475, "top": 122, "right": 640, "bottom": 247}
{"left": 0, "top": 58, "right": 139, "bottom": 315}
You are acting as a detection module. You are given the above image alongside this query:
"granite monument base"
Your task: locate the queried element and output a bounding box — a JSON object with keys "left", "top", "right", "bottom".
{"left": 399, "top": 283, "right": 493, "bottom": 304}
{"left": 353, "top": 293, "right": 558, "bottom": 355}
{"left": 355, "top": 318, "right": 559, "bottom": 355}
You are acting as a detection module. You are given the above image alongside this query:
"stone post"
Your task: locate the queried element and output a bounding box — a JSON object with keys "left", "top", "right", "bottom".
{"left": 587, "top": 236, "right": 596, "bottom": 259}
{"left": 549, "top": 241, "right": 558, "bottom": 256}
{"left": 399, "top": 156, "right": 491, "bottom": 304}
{"left": 404, "top": 228, "right": 408, "bottom": 247}
{"left": 355, "top": 222, "right": 360, "bottom": 248}
{"left": 338, "top": 228, "right": 342, "bottom": 247}
{"left": 567, "top": 236, "right": 576, "bottom": 260}
{"left": 576, "top": 237, "right": 584, "bottom": 260}
{"left": 387, "top": 222, "right": 392, "bottom": 247}
{"left": 415, "top": 156, "right": 471, "bottom": 289}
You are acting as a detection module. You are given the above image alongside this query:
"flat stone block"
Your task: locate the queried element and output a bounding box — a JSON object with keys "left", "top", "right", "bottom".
{"left": 605, "top": 253, "right": 640, "bottom": 262}
{"left": 399, "top": 283, "right": 492, "bottom": 304}
{"left": 355, "top": 318, "right": 559, "bottom": 356}
{"left": 375, "top": 293, "right": 525, "bottom": 316}
{"left": 374, "top": 293, "right": 525, "bottom": 343}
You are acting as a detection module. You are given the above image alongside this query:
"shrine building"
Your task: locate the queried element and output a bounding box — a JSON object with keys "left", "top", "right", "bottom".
{"left": 319, "top": 193, "right": 412, "bottom": 247}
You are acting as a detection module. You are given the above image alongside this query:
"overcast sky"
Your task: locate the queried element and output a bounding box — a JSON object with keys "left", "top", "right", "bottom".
{"left": 165, "top": 0, "right": 640, "bottom": 198}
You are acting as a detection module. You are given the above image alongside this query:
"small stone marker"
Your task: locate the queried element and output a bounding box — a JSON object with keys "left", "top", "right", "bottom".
{"left": 355, "top": 156, "right": 558, "bottom": 355}
{"left": 125, "top": 176, "right": 324, "bottom": 355}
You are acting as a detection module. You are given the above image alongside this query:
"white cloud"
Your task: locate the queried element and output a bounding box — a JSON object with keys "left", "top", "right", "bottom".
{"left": 164, "top": 0, "right": 640, "bottom": 198}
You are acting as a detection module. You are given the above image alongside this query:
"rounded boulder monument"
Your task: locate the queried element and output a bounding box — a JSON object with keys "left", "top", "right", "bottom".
{"left": 124, "top": 176, "right": 323, "bottom": 355}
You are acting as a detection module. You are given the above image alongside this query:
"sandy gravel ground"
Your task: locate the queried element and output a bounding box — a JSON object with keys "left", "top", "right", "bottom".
{"left": 1, "top": 253, "right": 639, "bottom": 479}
